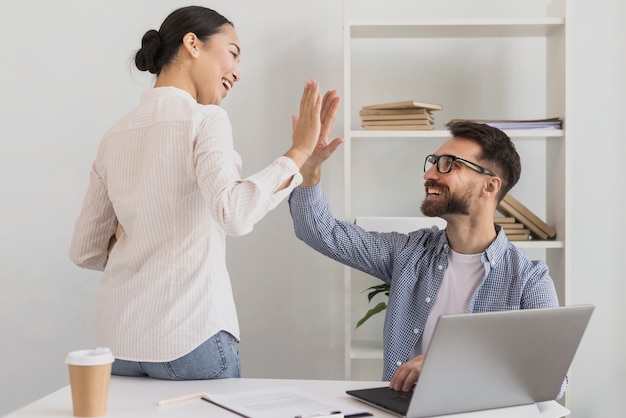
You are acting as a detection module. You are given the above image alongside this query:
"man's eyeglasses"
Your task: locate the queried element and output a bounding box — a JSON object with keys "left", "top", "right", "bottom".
{"left": 424, "top": 154, "right": 495, "bottom": 176}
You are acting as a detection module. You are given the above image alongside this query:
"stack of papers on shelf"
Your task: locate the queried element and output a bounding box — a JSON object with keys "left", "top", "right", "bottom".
{"left": 360, "top": 100, "right": 443, "bottom": 131}
{"left": 446, "top": 117, "right": 562, "bottom": 130}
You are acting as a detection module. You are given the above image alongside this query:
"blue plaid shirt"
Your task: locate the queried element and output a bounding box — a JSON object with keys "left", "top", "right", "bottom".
{"left": 289, "top": 184, "right": 560, "bottom": 382}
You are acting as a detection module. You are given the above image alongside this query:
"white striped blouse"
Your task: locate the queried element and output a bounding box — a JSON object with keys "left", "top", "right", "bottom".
{"left": 69, "top": 87, "right": 302, "bottom": 361}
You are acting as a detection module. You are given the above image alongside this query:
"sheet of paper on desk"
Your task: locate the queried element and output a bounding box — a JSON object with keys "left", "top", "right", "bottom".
{"left": 202, "top": 386, "right": 372, "bottom": 418}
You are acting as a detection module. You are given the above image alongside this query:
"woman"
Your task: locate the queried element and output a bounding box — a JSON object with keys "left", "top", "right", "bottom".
{"left": 69, "top": 5, "right": 339, "bottom": 380}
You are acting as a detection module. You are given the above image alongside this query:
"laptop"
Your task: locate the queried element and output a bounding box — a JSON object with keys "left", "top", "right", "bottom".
{"left": 347, "top": 305, "right": 594, "bottom": 418}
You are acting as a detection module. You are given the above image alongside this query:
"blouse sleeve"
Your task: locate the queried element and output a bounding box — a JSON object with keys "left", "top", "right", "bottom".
{"left": 194, "top": 109, "right": 302, "bottom": 236}
{"left": 68, "top": 160, "right": 117, "bottom": 271}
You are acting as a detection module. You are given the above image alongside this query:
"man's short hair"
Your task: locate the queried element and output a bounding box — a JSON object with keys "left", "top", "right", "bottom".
{"left": 448, "top": 121, "right": 521, "bottom": 201}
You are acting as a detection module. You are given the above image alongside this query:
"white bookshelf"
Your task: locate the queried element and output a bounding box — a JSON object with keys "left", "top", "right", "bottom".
{"left": 342, "top": 0, "right": 569, "bottom": 381}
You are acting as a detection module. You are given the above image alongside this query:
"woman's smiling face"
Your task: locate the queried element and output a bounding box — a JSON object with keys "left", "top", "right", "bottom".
{"left": 192, "top": 24, "right": 241, "bottom": 105}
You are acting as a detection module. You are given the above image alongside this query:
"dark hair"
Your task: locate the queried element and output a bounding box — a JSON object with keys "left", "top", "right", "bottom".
{"left": 448, "top": 121, "right": 521, "bottom": 201}
{"left": 135, "top": 6, "right": 233, "bottom": 75}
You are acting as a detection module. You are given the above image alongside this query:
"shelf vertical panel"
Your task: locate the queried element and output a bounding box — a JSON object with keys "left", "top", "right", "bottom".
{"left": 342, "top": 0, "right": 353, "bottom": 380}
{"left": 547, "top": 1, "right": 571, "bottom": 409}
{"left": 546, "top": 0, "right": 568, "bottom": 307}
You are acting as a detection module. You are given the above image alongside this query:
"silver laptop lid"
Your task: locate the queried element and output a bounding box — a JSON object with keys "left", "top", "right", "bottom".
{"left": 406, "top": 305, "right": 594, "bottom": 418}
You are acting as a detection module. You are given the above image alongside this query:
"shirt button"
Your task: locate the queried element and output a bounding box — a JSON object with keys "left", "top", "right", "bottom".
{"left": 413, "top": 328, "right": 420, "bottom": 334}
{"left": 425, "top": 297, "right": 431, "bottom": 303}
{"left": 396, "top": 361, "right": 403, "bottom": 366}
{"left": 437, "top": 265, "right": 443, "bottom": 270}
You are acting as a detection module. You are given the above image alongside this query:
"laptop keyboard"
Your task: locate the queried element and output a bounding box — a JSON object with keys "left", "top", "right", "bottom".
{"left": 389, "top": 388, "right": 414, "bottom": 406}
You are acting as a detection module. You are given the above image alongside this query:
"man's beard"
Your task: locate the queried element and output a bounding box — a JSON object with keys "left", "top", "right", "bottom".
{"left": 421, "top": 181, "right": 471, "bottom": 217}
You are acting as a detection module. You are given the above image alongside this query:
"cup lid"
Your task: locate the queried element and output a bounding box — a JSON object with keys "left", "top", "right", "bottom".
{"left": 65, "top": 347, "right": 114, "bottom": 366}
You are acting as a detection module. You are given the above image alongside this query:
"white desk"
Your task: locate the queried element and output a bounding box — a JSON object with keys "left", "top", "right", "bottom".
{"left": 5, "top": 376, "right": 397, "bottom": 418}
{"left": 4, "top": 376, "right": 569, "bottom": 418}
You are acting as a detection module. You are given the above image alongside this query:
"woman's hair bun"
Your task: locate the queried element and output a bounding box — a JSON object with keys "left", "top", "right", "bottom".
{"left": 135, "top": 29, "right": 163, "bottom": 74}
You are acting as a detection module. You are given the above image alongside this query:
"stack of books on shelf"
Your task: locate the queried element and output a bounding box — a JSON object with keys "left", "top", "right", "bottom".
{"left": 497, "top": 194, "right": 557, "bottom": 240}
{"left": 446, "top": 117, "right": 562, "bottom": 130}
{"left": 360, "top": 100, "right": 443, "bottom": 131}
{"left": 495, "top": 216, "right": 531, "bottom": 241}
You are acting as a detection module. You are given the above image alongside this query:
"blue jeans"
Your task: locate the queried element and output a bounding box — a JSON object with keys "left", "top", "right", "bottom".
{"left": 111, "top": 331, "right": 241, "bottom": 380}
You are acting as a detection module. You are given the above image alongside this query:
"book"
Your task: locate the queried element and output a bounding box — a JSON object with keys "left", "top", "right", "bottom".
{"left": 504, "top": 232, "right": 531, "bottom": 241}
{"left": 360, "top": 108, "right": 431, "bottom": 116}
{"left": 497, "top": 198, "right": 555, "bottom": 240}
{"left": 363, "top": 124, "right": 435, "bottom": 131}
{"left": 361, "top": 100, "right": 443, "bottom": 111}
{"left": 498, "top": 200, "right": 548, "bottom": 240}
{"left": 502, "top": 194, "right": 556, "bottom": 238}
{"left": 494, "top": 216, "right": 517, "bottom": 224}
{"left": 501, "top": 224, "right": 526, "bottom": 231}
{"left": 495, "top": 216, "right": 530, "bottom": 239}
{"left": 360, "top": 113, "right": 433, "bottom": 121}
{"left": 361, "top": 119, "right": 432, "bottom": 126}
{"left": 503, "top": 228, "right": 531, "bottom": 236}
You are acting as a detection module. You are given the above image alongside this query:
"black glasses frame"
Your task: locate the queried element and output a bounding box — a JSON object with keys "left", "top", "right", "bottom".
{"left": 424, "top": 154, "right": 495, "bottom": 176}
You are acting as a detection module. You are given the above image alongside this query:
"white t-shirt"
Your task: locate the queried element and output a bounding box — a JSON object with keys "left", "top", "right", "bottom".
{"left": 69, "top": 87, "right": 302, "bottom": 361}
{"left": 413, "top": 249, "right": 484, "bottom": 357}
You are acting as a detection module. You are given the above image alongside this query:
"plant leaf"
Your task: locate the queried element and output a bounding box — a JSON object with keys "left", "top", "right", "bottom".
{"left": 364, "top": 283, "right": 391, "bottom": 302}
{"left": 355, "top": 301, "right": 387, "bottom": 329}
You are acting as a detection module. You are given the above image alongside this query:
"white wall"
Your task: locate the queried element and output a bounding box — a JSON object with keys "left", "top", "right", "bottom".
{"left": 0, "top": 0, "right": 624, "bottom": 416}
{"left": 567, "top": 0, "right": 626, "bottom": 416}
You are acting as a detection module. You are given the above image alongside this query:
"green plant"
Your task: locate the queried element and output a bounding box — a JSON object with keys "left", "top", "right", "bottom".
{"left": 355, "top": 283, "right": 390, "bottom": 328}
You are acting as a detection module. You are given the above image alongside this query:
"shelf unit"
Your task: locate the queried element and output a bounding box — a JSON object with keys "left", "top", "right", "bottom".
{"left": 342, "top": 0, "right": 569, "bottom": 380}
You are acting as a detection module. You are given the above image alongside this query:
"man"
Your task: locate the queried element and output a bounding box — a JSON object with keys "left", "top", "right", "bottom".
{"left": 289, "top": 121, "right": 561, "bottom": 394}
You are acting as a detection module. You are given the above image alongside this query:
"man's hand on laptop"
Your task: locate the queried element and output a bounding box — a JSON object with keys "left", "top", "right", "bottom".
{"left": 389, "top": 354, "right": 425, "bottom": 391}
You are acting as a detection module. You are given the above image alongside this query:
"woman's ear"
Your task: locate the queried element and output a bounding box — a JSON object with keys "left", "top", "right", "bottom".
{"left": 182, "top": 32, "right": 200, "bottom": 58}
